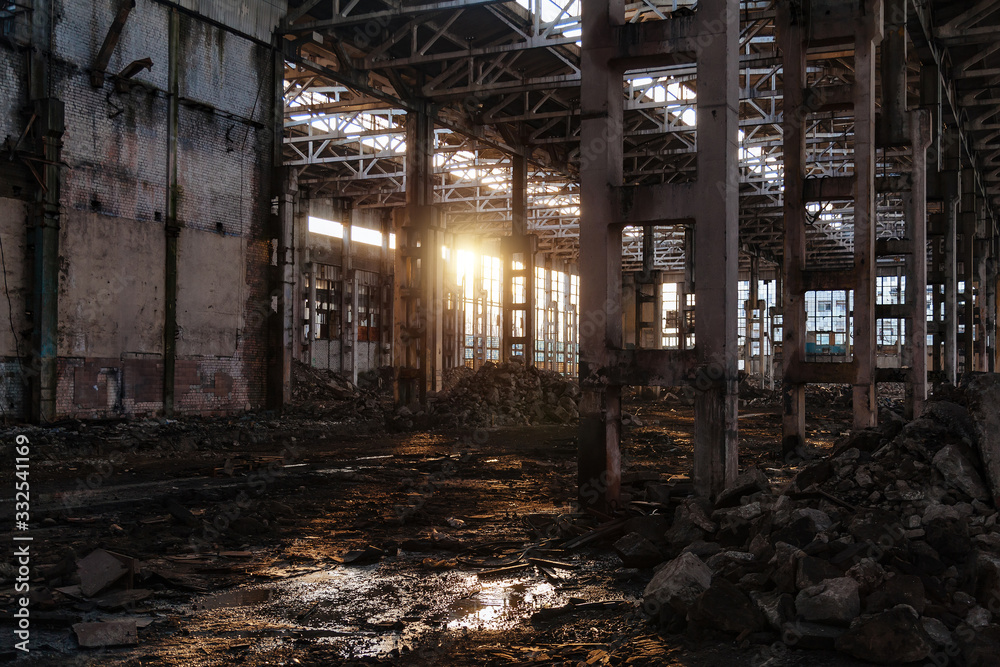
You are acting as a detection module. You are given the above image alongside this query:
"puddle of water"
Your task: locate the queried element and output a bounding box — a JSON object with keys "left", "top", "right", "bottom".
{"left": 445, "top": 579, "right": 555, "bottom": 629}
{"left": 237, "top": 562, "right": 566, "bottom": 659}
{"left": 314, "top": 466, "right": 381, "bottom": 474}
{"left": 194, "top": 587, "right": 274, "bottom": 610}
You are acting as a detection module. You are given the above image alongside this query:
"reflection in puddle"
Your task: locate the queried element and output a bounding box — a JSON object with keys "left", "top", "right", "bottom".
{"left": 261, "top": 565, "right": 563, "bottom": 658}
{"left": 445, "top": 580, "right": 554, "bottom": 629}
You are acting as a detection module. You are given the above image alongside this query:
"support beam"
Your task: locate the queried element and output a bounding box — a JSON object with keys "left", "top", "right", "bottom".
{"left": 163, "top": 8, "right": 180, "bottom": 417}
{"left": 905, "top": 110, "right": 931, "bottom": 418}
{"left": 394, "top": 111, "right": 443, "bottom": 405}
{"left": 502, "top": 152, "right": 535, "bottom": 364}
{"left": 578, "top": 0, "right": 624, "bottom": 511}
{"left": 578, "top": 0, "right": 739, "bottom": 506}
{"left": 778, "top": 0, "right": 807, "bottom": 458}
{"left": 851, "top": 4, "right": 881, "bottom": 430}
{"left": 943, "top": 167, "right": 961, "bottom": 384}
{"left": 691, "top": 0, "right": 740, "bottom": 497}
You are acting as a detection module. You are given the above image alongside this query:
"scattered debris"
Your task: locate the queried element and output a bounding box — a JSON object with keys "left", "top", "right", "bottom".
{"left": 77, "top": 549, "right": 133, "bottom": 597}
{"left": 430, "top": 361, "right": 581, "bottom": 427}
{"left": 73, "top": 620, "right": 138, "bottom": 648}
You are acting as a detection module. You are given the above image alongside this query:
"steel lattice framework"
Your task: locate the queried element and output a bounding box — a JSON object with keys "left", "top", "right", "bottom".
{"left": 280, "top": 0, "right": 1000, "bottom": 271}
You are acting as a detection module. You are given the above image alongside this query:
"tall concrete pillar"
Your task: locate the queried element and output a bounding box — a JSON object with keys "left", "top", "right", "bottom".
{"left": 905, "top": 111, "right": 931, "bottom": 418}
{"left": 777, "top": 2, "right": 807, "bottom": 457}
{"left": 501, "top": 152, "right": 536, "bottom": 364}
{"left": 961, "top": 171, "right": 976, "bottom": 373}
{"left": 579, "top": 0, "right": 739, "bottom": 505}
{"left": 851, "top": 8, "right": 880, "bottom": 430}
{"left": 778, "top": 0, "right": 883, "bottom": 445}
{"left": 394, "top": 111, "right": 442, "bottom": 405}
{"left": 692, "top": 0, "right": 740, "bottom": 496}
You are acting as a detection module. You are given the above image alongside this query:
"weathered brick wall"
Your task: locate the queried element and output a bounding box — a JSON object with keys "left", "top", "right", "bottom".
{"left": 0, "top": 0, "right": 280, "bottom": 420}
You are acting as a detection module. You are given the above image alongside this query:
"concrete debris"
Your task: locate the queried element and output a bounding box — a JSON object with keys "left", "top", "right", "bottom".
{"left": 965, "top": 373, "right": 1000, "bottom": 506}
{"left": 642, "top": 552, "right": 712, "bottom": 616}
{"left": 613, "top": 531, "right": 663, "bottom": 568}
{"left": 431, "top": 361, "right": 580, "bottom": 427}
{"left": 73, "top": 620, "right": 139, "bottom": 648}
{"left": 77, "top": 549, "right": 132, "bottom": 597}
{"left": 835, "top": 606, "right": 933, "bottom": 664}
{"left": 932, "top": 443, "right": 990, "bottom": 502}
{"left": 624, "top": 383, "right": 1000, "bottom": 664}
{"left": 795, "top": 577, "right": 860, "bottom": 625}
{"left": 290, "top": 361, "right": 386, "bottom": 423}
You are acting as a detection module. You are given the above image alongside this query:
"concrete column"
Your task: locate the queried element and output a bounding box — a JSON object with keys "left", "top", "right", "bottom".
{"left": 26, "top": 1, "right": 63, "bottom": 423}
{"left": 905, "top": 111, "right": 931, "bottom": 418}
{"left": 962, "top": 171, "right": 976, "bottom": 373}
{"left": 777, "top": 2, "right": 807, "bottom": 456}
{"left": 692, "top": 0, "right": 740, "bottom": 496}
{"left": 851, "top": 11, "right": 880, "bottom": 430}
{"left": 988, "top": 258, "right": 997, "bottom": 372}
{"left": 681, "top": 228, "right": 694, "bottom": 350}
{"left": 473, "top": 241, "right": 485, "bottom": 370}
{"left": 578, "top": 0, "right": 624, "bottom": 510}
{"left": 623, "top": 272, "right": 637, "bottom": 349}
{"left": 932, "top": 239, "right": 943, "bottom": 373}
{"left": 394, "top": 111, "right": 440, "bottom": 405}
{"left": 745, "top": 256, "right": 759, "bottom": 374}
{"left": 579, "top": 0, "right": 739, "bottom": 502}
{"left": 162, "top": 7, "right": 181, "bottom": 417}
{"left": 341, "top": 223, "right": 352, "bottom": 377}
{"left": 308, "top": 260, "right": 317, "bottom": 366}
{"left": 943, "top": 169, "right": 960, "bottom": 384}
{"left": 501, "top": 152, "right": 535, "bottom": 365}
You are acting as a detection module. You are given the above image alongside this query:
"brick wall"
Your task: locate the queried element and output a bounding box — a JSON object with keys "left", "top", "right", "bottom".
{"left": 0, "top": 0, "right": 281, "bottom": 420}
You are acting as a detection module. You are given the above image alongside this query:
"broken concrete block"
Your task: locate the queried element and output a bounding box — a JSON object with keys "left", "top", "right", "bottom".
{"left": 622, "top": 514, "right": 670, "bottom": 546}
{"left": 966, "top": 605, "right": 991, "bottom": 630}
{"left": 751, "top": 590, "right": 796, "bottom": 631}
{"left": 835, "top": 606, "right": 932, "bottom": 664}
{"left": 77, "top": 549, "right": 130, "bottom": 598}
{"left": 334, "top": 545, "right": 384, "bottom": 565}
{"left": 790, "top": 507, "right": 833, "bottom": 533}
{"left": 690, "top": 578, "right": 763, "bottom": 634}
{"left": 961, "top": 624, "right": 1000, "bottom": 667}
{"left": 933, "top": 444, "right": 990, "bottom": 502}
{"left": 795, "top": 577, "right": 861, "bottom": 625}
{"left": 642, "top": 551, "right": 712, "bottom": 616}
{"left": 921, "top": 616, "right": 951, "bottom": 646}
{"left": 796, "top": 556, "right": 843, "bottom": 590}
{"left": 613, "top": 531, "right": 662, "bottom": 568}
{"left": 964, "top": 374, "right": 1000, "bottom": 506}
{"left": 73, "top": 620, "right": 138, "bottom": 648}
{"left": 782, "top": 620, "right": 846, "bottom": 650}
{"left": 714, "top": 467, "right": 770, "bottom": 508}
{"left": 164, "top": 498, "right": 199, "bottom": 528}
{"left": 845, "top": 558, "right": 886, "bottom": 597}
{"left": 864, "top": 574, "right": 926, "bottom": 614}
{"left": 975, "top": 552, "right": 1000, "bottom": 607}
{"left": 769, "top": 541, "right": 806, "bottom": 593}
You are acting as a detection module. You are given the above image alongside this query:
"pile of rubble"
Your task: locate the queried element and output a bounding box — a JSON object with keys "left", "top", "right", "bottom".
{"left": 617, "top": 374, "right": 1000, "bottom": 665}
{"left": 738, "top": 374, "right": 780, "bottom": 408}
{"left": 290, "top": 361, "right": 386, "bottom": 423}
{"left": 427, "top": 361, "right": 581, "bottom": 427}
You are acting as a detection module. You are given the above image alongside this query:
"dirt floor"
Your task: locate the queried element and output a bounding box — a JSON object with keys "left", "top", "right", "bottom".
{"left": 0, "top": 389, "right": 887, "bottom": 666}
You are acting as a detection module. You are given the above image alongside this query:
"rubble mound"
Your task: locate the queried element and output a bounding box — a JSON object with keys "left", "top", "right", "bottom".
{"left": 630, "top": 374, "right": 1000, "bottom": 663}
{"left": 290, "top": 361, "right": 386, "bottom": 422}
{"left": 429, "top": 361, "right": 580, "bottom": 427}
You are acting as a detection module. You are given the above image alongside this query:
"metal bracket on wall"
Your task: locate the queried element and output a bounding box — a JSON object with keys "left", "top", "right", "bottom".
{"left": 90, "top": 0, "right": 137, "bottom": 88}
